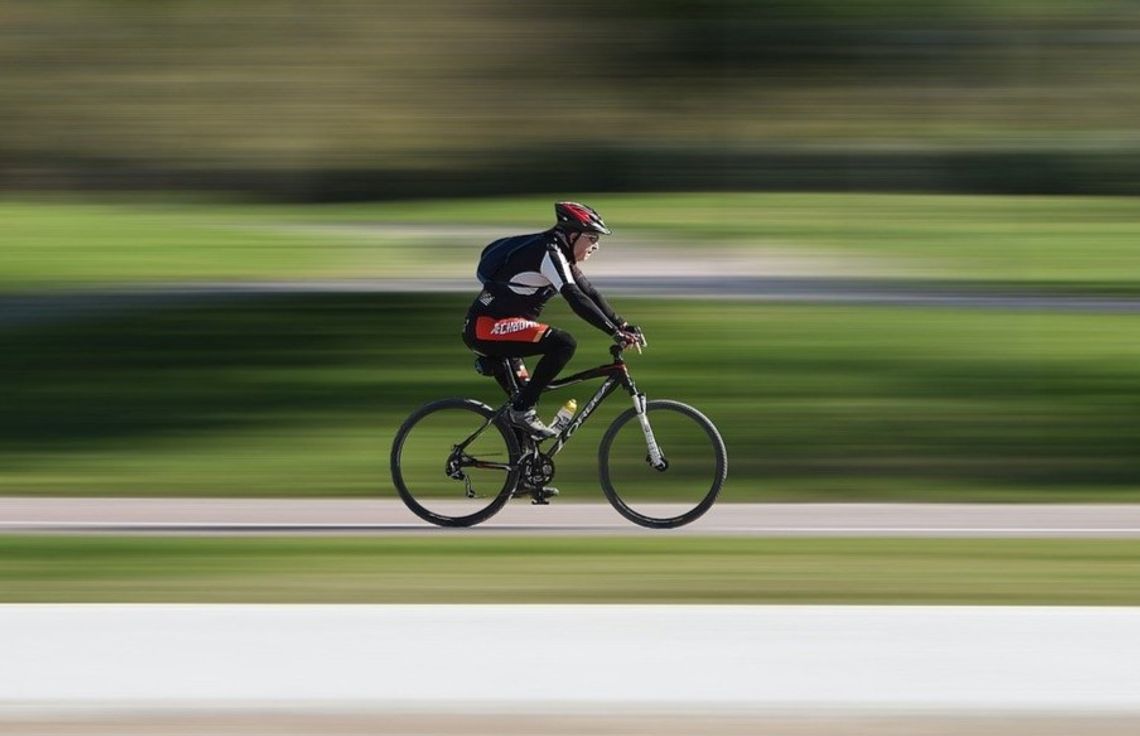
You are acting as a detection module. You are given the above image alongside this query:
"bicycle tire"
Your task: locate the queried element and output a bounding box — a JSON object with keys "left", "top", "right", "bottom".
{"left": 392, "top": 398, "right": 521, "bottom": 527}
{"left": 599, "top": 399, "right": 727, "bottom": 529}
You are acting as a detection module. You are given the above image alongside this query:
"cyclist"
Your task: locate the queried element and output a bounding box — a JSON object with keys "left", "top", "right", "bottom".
{"left": 463, "top": 201, "right": 642, "bottom": 439}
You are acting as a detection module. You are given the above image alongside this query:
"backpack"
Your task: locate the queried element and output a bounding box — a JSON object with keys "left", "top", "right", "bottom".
{"left": 476, "top": 233, "right": 545, "bottom": 285}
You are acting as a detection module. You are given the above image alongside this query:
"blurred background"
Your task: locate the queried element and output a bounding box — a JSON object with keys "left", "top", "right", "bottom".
{"left": 3, "top": 0, "right": 1140, "bottom": 502}
{"left": 4, "top": 0, "right": 1140, "bottom": 198}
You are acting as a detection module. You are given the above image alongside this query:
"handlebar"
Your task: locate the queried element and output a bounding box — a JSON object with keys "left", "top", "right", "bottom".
{"left": 610, "top": 330, "right": 648, "bottom": 358}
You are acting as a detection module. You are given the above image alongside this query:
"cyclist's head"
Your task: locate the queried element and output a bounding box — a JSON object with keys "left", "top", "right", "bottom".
{"left": 569, "top": 230, "right": 603, "bottom": 263}
{"left": 554, "top": 201, "right": 611, "bottom": 237}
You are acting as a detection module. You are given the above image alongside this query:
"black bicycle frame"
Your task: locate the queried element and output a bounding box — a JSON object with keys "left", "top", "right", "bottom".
{"left": 454, "top": 348, "right": 641, "bottom": 465}
{"left": 540, "top": 355, "right": 637, "bottom": 456}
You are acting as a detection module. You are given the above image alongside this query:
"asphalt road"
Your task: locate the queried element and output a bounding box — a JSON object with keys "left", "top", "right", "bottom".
{"left": 3, "top": 499, "right": 1140, "bottom": 537}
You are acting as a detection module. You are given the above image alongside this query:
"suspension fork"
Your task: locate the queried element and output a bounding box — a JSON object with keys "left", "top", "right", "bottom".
{"left": 631, "top": 392, "right": 668, "bottom": 471}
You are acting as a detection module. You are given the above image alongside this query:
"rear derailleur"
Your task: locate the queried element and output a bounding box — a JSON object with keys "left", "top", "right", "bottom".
{"left": 446, "top": 450, "right": 476, "bottom": 499}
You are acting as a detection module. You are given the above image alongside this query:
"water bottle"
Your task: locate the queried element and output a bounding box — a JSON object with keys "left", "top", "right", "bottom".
{"left": 549, "top": 399, "right": 577, "bottom": 434}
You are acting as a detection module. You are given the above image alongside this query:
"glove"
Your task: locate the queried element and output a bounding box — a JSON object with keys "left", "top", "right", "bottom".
{"left": 612, "top": 329, "right": 640, "bottom": 349}
{"left": 619, "top": 323, "right": 646, "bottom": 348}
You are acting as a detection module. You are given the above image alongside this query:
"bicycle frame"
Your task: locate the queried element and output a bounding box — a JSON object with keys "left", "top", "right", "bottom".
{"left": 540, "top": 354, "right": 635, "bottom": 457}
{"left": 452, "top": 346, "right": 658, "bottom": 468}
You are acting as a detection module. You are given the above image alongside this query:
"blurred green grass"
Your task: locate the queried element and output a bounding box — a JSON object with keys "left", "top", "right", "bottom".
{"left": 3, "top": 294, "right": 1138, "bottom": 500}
{"left": 5, "top": 194, "right": 1140, "bottom": 289}
{"left": 1, "top": 536, "right": 1137, "bottom": 604}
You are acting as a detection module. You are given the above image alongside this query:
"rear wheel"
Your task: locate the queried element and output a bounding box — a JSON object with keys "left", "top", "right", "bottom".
{"left": 599, "top": 400, "right": 727, "bottom": 529}
{"left": 392, "top": 398, "right": 520, "bottom": 527}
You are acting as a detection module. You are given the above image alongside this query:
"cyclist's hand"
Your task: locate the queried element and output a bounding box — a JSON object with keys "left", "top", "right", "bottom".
{"left": 620, "top": 323, "right": 647, "bottom": 349}
{"left": 612, "top": 329, "right": 636, "bottom": 347}
{"left": 613, "top": 329, "right": 644, "bottom": 353}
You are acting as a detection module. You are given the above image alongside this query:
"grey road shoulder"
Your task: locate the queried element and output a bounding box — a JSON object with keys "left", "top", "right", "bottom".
{"left": 2, "top": 499, "right": 1140, "bottom": 537}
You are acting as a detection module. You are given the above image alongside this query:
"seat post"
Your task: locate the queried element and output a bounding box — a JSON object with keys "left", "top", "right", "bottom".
{"left": 499, "top": 358, "right": 521, "bottom": 397}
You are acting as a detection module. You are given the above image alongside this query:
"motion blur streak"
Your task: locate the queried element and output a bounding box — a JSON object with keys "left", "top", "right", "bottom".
{"left": 3, "top": 605, "right": 1140, "bottom": 708}
{"left": 2, "top": 1, "right": 1140, "bottom": 196}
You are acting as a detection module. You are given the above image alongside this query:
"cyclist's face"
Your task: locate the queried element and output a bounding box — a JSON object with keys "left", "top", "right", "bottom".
{"left": 572, "top": 232, "right": 602, "bottom": 262}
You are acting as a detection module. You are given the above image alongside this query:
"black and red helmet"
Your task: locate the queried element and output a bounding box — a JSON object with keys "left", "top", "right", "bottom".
{"left": 554, "top": 201, "right": 611, "bottom": 236}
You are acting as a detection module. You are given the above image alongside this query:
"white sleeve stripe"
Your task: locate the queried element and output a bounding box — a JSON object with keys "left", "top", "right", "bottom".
{"left": 540, "top": 245, "right": 575, "bottom": 288}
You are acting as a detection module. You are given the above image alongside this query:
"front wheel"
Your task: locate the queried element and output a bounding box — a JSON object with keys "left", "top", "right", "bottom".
{"left": 599, "top": 400, "right": 727, "bottom": 529}
{"left": 392, "top": 398, "right": 521, "bottom": 527}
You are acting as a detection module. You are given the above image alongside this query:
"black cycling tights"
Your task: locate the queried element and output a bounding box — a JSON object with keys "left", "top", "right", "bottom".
{"left": 465, "top": 326, "right": 577, "bottom": 411}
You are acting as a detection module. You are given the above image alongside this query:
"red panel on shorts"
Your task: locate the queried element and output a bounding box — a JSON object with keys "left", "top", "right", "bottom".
{"left": 475, "top": 316, "right": 549, "bottom": 343}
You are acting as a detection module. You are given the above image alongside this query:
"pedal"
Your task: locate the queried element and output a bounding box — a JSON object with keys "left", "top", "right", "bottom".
{"left": 530, "top": 487, "right": 558, "bottom": 505}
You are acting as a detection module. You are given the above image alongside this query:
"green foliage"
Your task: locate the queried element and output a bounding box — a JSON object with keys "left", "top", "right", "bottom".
{"left": 3, "top": 0, "right": 1140, "bottom": 196}
{"left": 3, "top": 294, "right": 1139, "bottom": 500}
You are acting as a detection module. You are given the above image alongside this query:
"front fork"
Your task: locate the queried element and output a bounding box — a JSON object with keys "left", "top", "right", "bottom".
{"left": 632, "top": 392, "right": 668, "bottom": 471}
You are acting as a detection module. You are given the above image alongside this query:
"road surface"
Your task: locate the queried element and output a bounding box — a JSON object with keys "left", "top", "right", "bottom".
{"left": 3, "top": 499, "right": 1140, "bottom": 537}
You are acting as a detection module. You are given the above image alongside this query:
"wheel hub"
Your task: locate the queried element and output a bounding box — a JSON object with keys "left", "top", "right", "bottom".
{"left": 445, "top": 450, "right": 464, "bottom": 480}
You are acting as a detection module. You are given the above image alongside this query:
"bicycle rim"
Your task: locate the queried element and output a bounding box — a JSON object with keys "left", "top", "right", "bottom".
{"left": 599, "top": 400, "right": 727, "bottom": 529}
{"left": 392, "top": 398, "right": 519, "bottom": 527}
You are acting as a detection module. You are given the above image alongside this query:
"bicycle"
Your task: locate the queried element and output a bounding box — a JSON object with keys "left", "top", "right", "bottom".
{"left": 391, "top": 336, "right": 727, "bottom": 528}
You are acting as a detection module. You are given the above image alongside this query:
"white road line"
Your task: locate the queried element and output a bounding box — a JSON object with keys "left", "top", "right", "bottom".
{"left": 3, "top": 521, "right": 1140, "bottom": 536}
{"left": 5, "top": 501, "right": 1140, "bottom": 537}
{"left": 714, "top": 526, "right": 1140, "bottom": 534}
